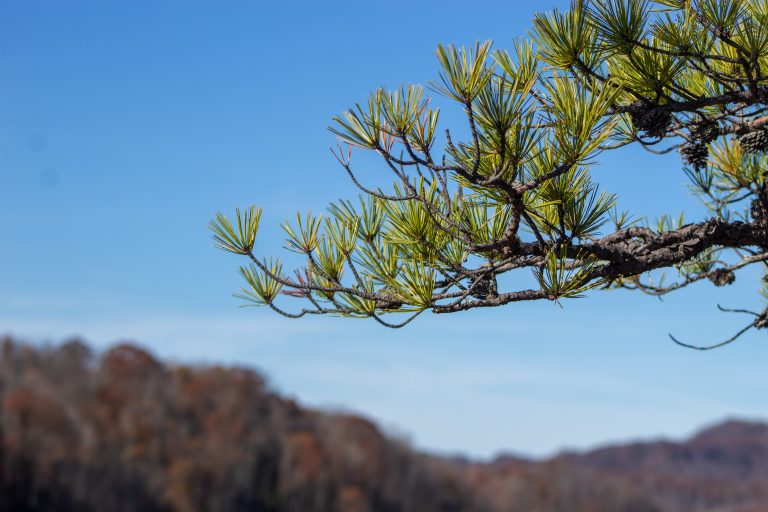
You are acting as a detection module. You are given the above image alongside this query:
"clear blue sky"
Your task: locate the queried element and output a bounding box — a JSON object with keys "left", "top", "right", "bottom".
{"left": 1, "top": 0, "right": 766, "bottom": 459}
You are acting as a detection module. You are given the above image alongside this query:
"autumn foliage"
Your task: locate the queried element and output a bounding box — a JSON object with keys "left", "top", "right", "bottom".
{"left": 0, "top": 338, "right": 478, "bottom": 512}
{"left": 0, "top": 337, "right": 765, "bottom": 512}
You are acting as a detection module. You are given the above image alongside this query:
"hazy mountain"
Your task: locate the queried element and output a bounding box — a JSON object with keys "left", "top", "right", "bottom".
{"left": 466, "top": 420, "right": 768, "bottom": 512}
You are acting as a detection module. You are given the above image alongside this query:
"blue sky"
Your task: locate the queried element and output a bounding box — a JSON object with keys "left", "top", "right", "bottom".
{"left": 1, "top": 0, "right": 766, "bottom": 458}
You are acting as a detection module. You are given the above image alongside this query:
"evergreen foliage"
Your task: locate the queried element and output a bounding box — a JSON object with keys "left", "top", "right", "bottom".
{"left": 212, "top": 0, "right": 768, "bottom": 348}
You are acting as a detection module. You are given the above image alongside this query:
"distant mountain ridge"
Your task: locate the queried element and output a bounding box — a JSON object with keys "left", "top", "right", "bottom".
{"left": 466, "top": 420, "right": 768, "bottom": 511}
{"left": 566, "top": 419, "right": 768, "bottom": 478}
{"left": 0, "top": 336, "right": 764, "bottom": 512}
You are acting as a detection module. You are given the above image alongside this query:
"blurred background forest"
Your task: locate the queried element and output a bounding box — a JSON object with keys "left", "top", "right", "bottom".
{"left": 1, "top": 337, "right": 766, "bottom": 512}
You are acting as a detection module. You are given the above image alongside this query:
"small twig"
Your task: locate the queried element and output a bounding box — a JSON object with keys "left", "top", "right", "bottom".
{"left": 669, "top": 323, "right": 754, "bottom": 351}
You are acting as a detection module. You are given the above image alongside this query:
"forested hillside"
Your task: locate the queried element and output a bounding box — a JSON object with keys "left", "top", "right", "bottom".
{"left": 0, "top": 337, "right": 765, "bottom": 512}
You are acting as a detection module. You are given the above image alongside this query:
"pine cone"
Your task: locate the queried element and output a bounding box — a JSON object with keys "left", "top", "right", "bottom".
{"left": 470, "top": 274, "right": 498, "bottom": 300}
{"left": 629, "top": 102, "right": 672, "bottom": 138}
{"left": 751, "top": 198, "right": 767, "bottom": 225}
{"left": 738, "top": 128, "right": 768, "bottom": 154}
{"left": 691, "top": 121, "right": 719, "bottom": 144}
{"left": 679, "top": 142, "right": 709, "bottom": 170}
{"left": 708, "top": 268, "right": 735, "bottom": 287}
{"left": 375, "top": 287, "right": 403, "bottom": 310}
